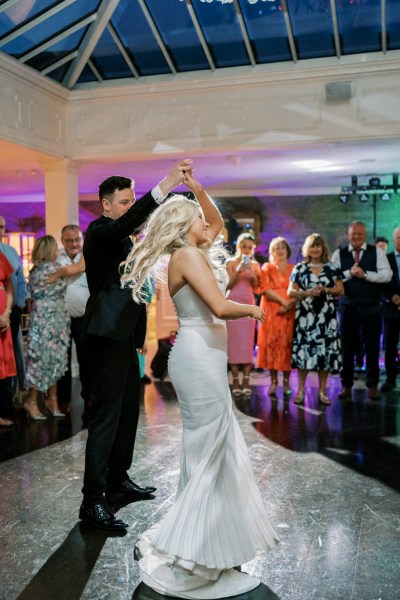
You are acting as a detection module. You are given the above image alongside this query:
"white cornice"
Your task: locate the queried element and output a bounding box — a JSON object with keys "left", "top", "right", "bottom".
{"left": 70, "top": 50, "right": 400, "bottom": 101}
{"left": 0, "top": 51, "right": 70, "bottom": 102}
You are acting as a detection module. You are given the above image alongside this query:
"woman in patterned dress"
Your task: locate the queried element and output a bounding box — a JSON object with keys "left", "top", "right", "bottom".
{"left": 288, "top": 233, "right": 343, "bottom": 405}
{"left": 24, "top": 236, "right": 70, "bottom": 420}
{"left": 257, "top": 237, "right": 296, "bottom": 396}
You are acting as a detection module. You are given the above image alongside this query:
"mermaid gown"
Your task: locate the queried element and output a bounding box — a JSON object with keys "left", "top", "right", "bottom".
{"left": 136, "top": 282, "right": 279, "bottom": 598}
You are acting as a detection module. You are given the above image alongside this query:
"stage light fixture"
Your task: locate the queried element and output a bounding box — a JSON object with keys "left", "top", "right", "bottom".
{"left": 393, "top": 174, "right": 399, "bottom": 191}
{"left": 369, "top": 177, "right": 381, "bottom": 188}
{"left": 339, "top": 193, "right": 349, "bottom": 204}
{"left": 381, "top": 192, "right": 391, "bottom": 201}
{"left": 358, "top": 193, "right": 369, "bottom": 203}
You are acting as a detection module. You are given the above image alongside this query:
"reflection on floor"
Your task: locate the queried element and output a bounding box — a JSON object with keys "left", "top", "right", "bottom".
{"left": 0, "top": 371, "right": 399, "bottom": 600}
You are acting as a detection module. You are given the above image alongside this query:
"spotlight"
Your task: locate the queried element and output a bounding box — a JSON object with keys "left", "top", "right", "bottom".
{"left": 381, "top": 192, "right": 391, "bottom": 201}
{"left": 358, "top": 193, "right": 369, "bottom": 203}
{"left": 339, "top": 193, "right": 349, "bottom": 204}
{"left": 393, "top": 174, "right": 398, "bottom": 191}
{"left": 369, "top": 177, "right": 381, "bottom": 188}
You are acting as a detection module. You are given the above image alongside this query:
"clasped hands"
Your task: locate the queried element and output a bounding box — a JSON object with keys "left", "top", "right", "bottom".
{"left": 350, "top": 264, "right": 366, "bottom": 279}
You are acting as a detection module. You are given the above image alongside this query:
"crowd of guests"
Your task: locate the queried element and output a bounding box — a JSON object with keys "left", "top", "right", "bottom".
{"left": 0, "top": 213, "right": 399, "bottom": 428}
{"left": 227, "top": 221, "right": 398, "bottom": 404}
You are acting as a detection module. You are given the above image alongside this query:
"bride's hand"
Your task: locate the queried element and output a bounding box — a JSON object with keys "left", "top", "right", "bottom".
{"left": 182, "top": 170, "right": 203, "bottom": 195}
{"left": 251, "top": 306, "right": 265, "bottom": 323}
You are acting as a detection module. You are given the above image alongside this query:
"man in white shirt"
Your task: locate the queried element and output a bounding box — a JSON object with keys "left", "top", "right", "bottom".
{"left": 332, "top": 221, "right": 392, "bottom": 400}
{"left": 57, "top": 225, "right": 90, "bottom": 413}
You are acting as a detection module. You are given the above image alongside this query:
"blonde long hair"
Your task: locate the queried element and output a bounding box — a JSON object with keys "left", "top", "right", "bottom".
{"left": 121, "top": 195, "right": 227, "bottom": 303}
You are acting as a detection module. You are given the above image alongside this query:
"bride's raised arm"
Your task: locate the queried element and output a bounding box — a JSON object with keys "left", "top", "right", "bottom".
{"left": 182, "top": 171, "right": 224, "bottom": 242}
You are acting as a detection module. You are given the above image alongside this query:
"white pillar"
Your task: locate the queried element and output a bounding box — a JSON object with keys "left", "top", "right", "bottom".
{"left": 43, "top": 159, "right": 79, "bottom": 244}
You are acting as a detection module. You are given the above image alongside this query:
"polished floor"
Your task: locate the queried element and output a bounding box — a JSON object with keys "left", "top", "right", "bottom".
{"left": 0, "top": 369, "right": 399, "bottom": 600}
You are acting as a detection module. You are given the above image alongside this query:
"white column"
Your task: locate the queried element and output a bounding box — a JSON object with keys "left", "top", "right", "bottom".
{"left": 43, "top": 159, "right": 79, "bottom": 244}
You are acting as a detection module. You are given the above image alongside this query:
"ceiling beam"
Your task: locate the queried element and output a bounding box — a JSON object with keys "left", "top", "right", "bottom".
{"left": 381, "top": 0, "right": 387, "bottom": 54}
{"left": 107, "top": 22, "right": 139, "bottom": 78}
{"left": 281, "top": 0, "right": 298, "bottom": 63}
{"left": 19, "top": 14, "right": 97, "bottom": 64}
{"left": 0, "top": 0, "right": 77, "bottom": 48}
{"left": 137, "top": 0, "right": 176, "bottom": 74}
{"left": 185, "top": 0, "right": 215, "bottom": 71}
{"left": 0, "top": 0, "right": 23, "bottom": 14}
{"left": 41, "top": 50, "right": 78, "bottom": 76}
{"left": 88, "top": 58, "right": 103, "bottom": 82}
{"left": 330, "top": 0, "right": 341, "bottom": 59}
{"left": 232, "top": 0, "right": 256, "bottom": 67}
{"left": 62, "top": 0, "right": 121, "bottom": 89}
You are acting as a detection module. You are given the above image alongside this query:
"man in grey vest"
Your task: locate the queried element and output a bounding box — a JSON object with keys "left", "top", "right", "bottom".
{"left": 332, "top": 221, "right": 392, "bottom": 400}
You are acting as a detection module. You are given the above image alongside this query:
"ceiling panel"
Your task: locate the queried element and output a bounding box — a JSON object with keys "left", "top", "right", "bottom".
{"left": 0, "top": 0, "right": 396, "bottom": 89}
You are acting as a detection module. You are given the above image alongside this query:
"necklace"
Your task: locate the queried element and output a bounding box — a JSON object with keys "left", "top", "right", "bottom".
{"left": 309, "top": 262, "right": 323, "bottom": 267}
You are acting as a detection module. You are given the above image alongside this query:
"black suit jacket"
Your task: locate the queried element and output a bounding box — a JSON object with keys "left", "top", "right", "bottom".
{"left": 82, "top": 191, "right": 158, "bottom": 342}
{"left": 382, "top": 252, "right": 400, "bottom": 319}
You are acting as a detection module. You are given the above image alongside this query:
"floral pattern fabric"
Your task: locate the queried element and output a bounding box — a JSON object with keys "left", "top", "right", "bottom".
{"left": 290, "top": 262, "right": 342, "bottom": 372}
{"left": 26, "top": 262, "right": 70, "bottom": 392}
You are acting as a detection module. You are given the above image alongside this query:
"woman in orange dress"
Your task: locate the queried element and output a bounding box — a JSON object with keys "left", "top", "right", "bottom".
{"left": 257, "top": 237, "right": 296, "bottom": 396}
{"left": 0, "top": 252, "right": 16, "bottom": 427}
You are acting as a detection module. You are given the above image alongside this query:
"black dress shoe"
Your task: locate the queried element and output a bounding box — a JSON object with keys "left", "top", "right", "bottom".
{"left": 79, "top": 502, "right": 128, "bottom": 530}
{"left": 107, "top": 478, "right": 156, "bottom": 497}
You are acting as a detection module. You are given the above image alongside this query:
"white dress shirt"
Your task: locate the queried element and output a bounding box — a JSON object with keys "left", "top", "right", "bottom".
{"left": 57, "top": 249, "right": 89, "bottom": 318}
{"left": 331, "top": 243, "right": 392, "bottom": 284}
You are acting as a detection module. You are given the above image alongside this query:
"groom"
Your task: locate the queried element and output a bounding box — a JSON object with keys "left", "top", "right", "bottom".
{"left": 80, "top": 159, "right": 193, "bottom": 531}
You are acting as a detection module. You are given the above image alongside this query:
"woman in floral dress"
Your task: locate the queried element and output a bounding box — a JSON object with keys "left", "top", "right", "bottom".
{"left": 24, "top": 236, "right": 70, "bottom": 420}
{"left": 288, "top": 233, "right": 343, "bottom": 405}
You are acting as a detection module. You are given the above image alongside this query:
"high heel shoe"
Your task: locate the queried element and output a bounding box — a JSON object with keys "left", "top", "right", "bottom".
{"left": 318, "top": 392, "right": 331, "bottom": 405}
{"left": 45, "top": 397, "right": 65, "bottom": 418}
{"left": 24, "top": 400, "right": 47, "bottom": 421}
{"left": 242, "top": 376, "right": 252, "bottom": 396}
{"left": 269, "top": 380, "right": 277, "bottom": 397}
{"left": 283, "top": 377, "right": 292, "bottom": 396}
{"left": 294, "top": 390, "right": 304, "bottom": 405}
{"left": 231, "top": 376, "right": 242, "bottom": 397}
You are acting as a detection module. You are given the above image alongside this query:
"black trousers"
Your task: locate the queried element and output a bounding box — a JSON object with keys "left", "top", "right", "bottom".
{"left": 82, "top": 334, "right": 141, "bottom": 504}
{"left": 58, "top": 316, "right": 91, "bottom": 404}
{"left": 340, "top": 304, "right": 382, "bottom": 389}
{"left": 384, "top": 316, "right": 400, "bottom": 385}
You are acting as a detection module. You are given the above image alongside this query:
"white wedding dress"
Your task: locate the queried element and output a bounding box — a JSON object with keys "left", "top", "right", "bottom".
{"left": 136, "top": 282, "right": 279, "bottom": 598}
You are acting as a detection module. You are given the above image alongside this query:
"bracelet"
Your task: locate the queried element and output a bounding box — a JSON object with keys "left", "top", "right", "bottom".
{"left": 4, "top": 307, "right": 11, "bottom": 314}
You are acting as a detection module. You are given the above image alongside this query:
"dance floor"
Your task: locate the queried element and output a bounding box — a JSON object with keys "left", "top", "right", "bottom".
{"left": 0, "top": 371, "right": 399, "bottom": 600}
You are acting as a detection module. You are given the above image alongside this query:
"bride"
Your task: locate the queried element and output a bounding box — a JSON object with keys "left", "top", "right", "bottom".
{"left": 121, "top": 171, "right": 279, "bottom": 599}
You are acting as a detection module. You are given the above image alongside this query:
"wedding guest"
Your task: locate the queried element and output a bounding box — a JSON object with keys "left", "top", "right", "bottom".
{"left": 56, "top": 225, "right": 90, "bottom": 413}
{"left": 0, "top": 251, "right": 16, "bottom": 427}
{"left": 226, "top": 233, "right": 260, "bottom": 396}
{"left": 288, "top": 233, "right": 343, "bottom": 405}
{"left": 381, "top": 226, "right": 400, "bottom": 391}
{"left": 24, "top": 236, "right": 69, "bottom": 420}
{"left": 332, "top": 221, "right": 392, "bottom": 400}
{"left": 121, "top": 172, "right": 278, "bottom": 597}
{"left": 0, "top": 216, "right": 26, "bottom": 398}
{"left": 257, "top": 237, "right": 295, "bottom": 396}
